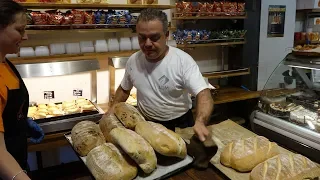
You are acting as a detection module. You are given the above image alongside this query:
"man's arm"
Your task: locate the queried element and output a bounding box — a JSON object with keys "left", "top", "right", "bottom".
{"left": 0, "top": 132, "right": 30, "bottom": 180}
{"left": 195, "top": 88, "right": 214, "bottom": 124}
{"left": 110, "top": 85, "right": 132, "bottom": 108}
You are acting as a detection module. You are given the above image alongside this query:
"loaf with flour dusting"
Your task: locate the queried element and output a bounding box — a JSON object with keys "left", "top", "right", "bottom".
{"left": 99, "top": 114, "right": 124, "bottom": 143}
{"left": 114, "top": 102, "right": 145, "bottom": 129}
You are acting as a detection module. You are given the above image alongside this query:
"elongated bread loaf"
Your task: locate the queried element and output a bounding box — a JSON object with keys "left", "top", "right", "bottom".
{"left": 86, "top": 143, "right": 138, "bottom": 180}
{"left": 220, "top": 136, "right": 280, "bottom": 172}
{"left": 99, "top": 114, "right": 124, "bottom": 143}
{"left": 250, "top": 153, "right": 320, "bottom": 180}
{"left": 71, "top": 121, "right": 105, "bottom": 156}
{"left": 114, "top": 102, "right": 145, "bottom": 129}
{"left": 110, "top": 128, "right": 157, "bottom": 174}
{"left": 135, "top": 121, "right": 187, "bottom": 159}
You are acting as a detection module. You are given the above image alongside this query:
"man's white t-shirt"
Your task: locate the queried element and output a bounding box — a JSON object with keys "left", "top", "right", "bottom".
{"left": 121, "top": 46, "right": 208, "bottom": 121}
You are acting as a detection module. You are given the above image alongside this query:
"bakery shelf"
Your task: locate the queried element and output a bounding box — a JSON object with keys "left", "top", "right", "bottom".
{"left": 20, "top": 3, "right": 175, "bottom": 10}
{"left": 26, "top": 28, "right": 133, "bottom": 35}
{"left": 202, "top": 68, "right": 250, "bottom": 79}
{"left": 177, "top": 41, "right": 246, "bottom": 48}
{"left": 214, "top": 87, "right": 260, "bottom": 105}
{"left": 172, "top": 15, "right": 247, "bottom": 20}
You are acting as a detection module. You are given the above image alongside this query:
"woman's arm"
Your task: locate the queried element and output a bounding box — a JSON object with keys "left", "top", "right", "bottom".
{"left": 0, "top": 132, "right": 30, "bottom": 180}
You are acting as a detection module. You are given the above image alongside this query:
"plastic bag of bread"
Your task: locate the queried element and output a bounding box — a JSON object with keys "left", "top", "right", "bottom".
{"left": 87, "top": 143, "right": 138, "bottom": 180}
{"left": 114, "top": 102, "right": 145, "bottom": 129}
{"left": 99, "top": 114, "right": 124, "bottom": 143}
{"left": 220, "top": 136, "right": 280, "bottom": 172}
{"left": 110, "top": 128, "right": 157, "bottom": 174}
{"left": 135, "top": 121, "right": 187, "bottom": 159}
{"left": 71, "top": 121, "right": 105, "bottom": 156}
{"left": 250, "top": 153, "right": 320, "bottom": 180}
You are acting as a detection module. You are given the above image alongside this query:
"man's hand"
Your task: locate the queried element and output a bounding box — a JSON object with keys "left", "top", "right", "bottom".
{"left": 193, "top": 121, "right": 209, "bottom": 142}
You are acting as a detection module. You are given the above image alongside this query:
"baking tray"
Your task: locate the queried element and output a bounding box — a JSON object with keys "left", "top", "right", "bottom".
{"left": 64, "top": 132, "right": 194, "bottom": 180}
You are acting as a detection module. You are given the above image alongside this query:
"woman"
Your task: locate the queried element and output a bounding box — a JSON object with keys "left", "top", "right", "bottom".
{"left": 0, "top": 1, "right": 42, "bottom": 179}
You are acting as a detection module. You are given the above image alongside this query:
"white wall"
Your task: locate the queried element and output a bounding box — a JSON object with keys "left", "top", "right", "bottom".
{"left": 257, "top": 0, "right": 296, "bottom": 90}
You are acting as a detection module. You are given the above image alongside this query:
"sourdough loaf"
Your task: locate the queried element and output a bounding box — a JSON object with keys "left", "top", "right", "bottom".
{"left": 114, "top": 102, "right": 145, "bottom": 129}
{"left": 135, "top": 121, "right": 187, "bottom": 159}
{"left": 71, "top": 121, "right": 105, "bottom": 156}
{"left": 110, "top": 128, "right": 157, "bottom": 174}
{"left": 220, "top": 136, "right": 280, "bottom": 172}
{"left": 99, "top": 114, "right": 124, "bottom": 143}
{"left": 86, "top": 143, "right": 138, "bottom": 180}
{"left": 250, "top": 153, "right": 320, "bottom": 180}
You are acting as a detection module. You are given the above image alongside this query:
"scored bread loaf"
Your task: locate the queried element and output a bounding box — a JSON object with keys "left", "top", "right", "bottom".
{"left": 71, "top": 121, "right": 105, "bottom": 156}
{"left": 114, "top": 102, "right": 145, "bottom": 129}
{"left": 86, "top": 143, "right": 138, "bottom": 180}
{"left": 110, "top": 128, "right": 157, "bottom": 174}
{"left": 220, "top": 136, "right": 280, "bottom": 172}
{"left": 99, "top": 114, "right": 125, "bottom": 143}
{"left": 250, "top": 153, "right": 320, "bottom": 180}
{"left": 135, "top": 121, "right": 187, "bottom": 159}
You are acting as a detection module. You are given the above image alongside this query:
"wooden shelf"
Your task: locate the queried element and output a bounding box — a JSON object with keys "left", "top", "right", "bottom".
{"left": 20, "top": 3, "right": 175, "bottom": 10}
{"left": 177, "top": 41, "right": 246, "bottom": 48}
{"left": 26, "top": 28, "right": 133, "bottom": 35}
{"left": 202, "top": 68, "right": 250, "bottom": 79}
{"left": 172, "top": 16, "right": 247, "bottom": 20}
{"left": 214, "top": 87, "right": 260, "bottom": 105}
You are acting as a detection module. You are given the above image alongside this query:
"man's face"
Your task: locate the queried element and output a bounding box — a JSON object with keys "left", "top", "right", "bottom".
{"left": 136, "top": 19, "right": 168, "bottom": 61}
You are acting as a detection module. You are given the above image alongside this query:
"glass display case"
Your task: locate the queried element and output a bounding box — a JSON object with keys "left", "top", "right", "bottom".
{"left": 250, "top": 52, "right": 320, "bottom": 163}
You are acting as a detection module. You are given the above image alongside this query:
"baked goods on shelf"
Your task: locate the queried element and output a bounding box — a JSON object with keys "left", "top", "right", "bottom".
{"left": 220, "top": 136, "right": 280, "bottom": 172}
{"left": 114, "top": 102, "right": 145, "bottom": 129}
{"left": 290, "top": 106, "right": 318, "bottom": 124}
{"left": 86, "top": 143, "right": 138, "bottom": 180}
{"left": 71, "top": 121, "right": 105, "bottom": 156}
{"left": 250, "top": 153, "right": 320, "bottom": 180}
{"left": 268, "top": 102, "right": 299, "bottom": 117}
{"left": 99, "top": 114, "right": 125, "bottom": 143}
{"left": 110, "top": 128, "right": 157, "bottom": 174}
{"left": 135, "top": 121, "right": 187, "bottom": 159}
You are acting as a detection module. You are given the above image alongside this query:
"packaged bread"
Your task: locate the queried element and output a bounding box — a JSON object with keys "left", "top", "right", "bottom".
{"left": 99, "top": 114, "right": 125, "bottom": 143}
{"left": 71, "top": 121, "right": 105, "bottom": 156}
{"left": 220, "top": 136, "right": 280, "bottom": 172}
{"left": 110, "top": 128, "right": 157, "bottom": 174}
{"left": 135, "top": 121, "right": 187, "bottom": 159}
{"left": 114, "top": 102, "right": 145, "bottom": 129}
{"left": 86, "top": 143, "right": 138, "bottom": 180}
{"left": 250, "top": 153, "right": 320, "bottom": 180}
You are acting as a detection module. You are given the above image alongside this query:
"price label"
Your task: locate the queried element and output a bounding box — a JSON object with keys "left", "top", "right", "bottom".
{"left": 44, "top": 91, "right": 55, "bottom": 99}
{"left": 73, "top": 89, "right": 83, "bottom": 96}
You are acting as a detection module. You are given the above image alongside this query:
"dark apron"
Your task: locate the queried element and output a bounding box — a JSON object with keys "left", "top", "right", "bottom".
{"left": 153, "top": 109, "right": 195, "bottom": 131}
{"left": 2, "top": 60, "right": 29, "bottom": 171}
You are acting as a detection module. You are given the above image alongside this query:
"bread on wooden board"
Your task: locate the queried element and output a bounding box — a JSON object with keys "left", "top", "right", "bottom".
{"left": 71, "top": 121, "right": 105, "bottom": 156}
{"left": 135, "top": 121, "right": 187, "bottom": 159}
{"left": 86, "top": 143, "right": 138, "bottom": 180}
{"left": 250, "top": 153, "right": 320, "bottom": 180}
{"left": 99, "top": 114, "right": 124, "bottom": 143}
{"left": 110, "top": 127, "right": 157, "bottom": 174}
{"left": 220, "top": 136, "right": 280, "bottom": 172}
{"left": 114, "top": 102, "right": 145, "bottom": 129}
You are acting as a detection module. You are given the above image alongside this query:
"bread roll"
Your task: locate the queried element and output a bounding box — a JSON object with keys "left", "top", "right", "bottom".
{"left": 38, "top": 109, "right": 48, "bottom": 114}
{"left": 99, "top": 114, "right": 124, "bottom": 143}
{"left": 82, "top": 104, "right": 95, "bottom": 111}
{"left": 220, "top": 136, "right": 280, "bottom": 172}
{"left": 71, "top": 121, "right": 105, "bottom": 156}
{"left": 76, "top": 98, "right": 87, "bottom": 103}
{"left": 65, "top": 107, "right": 81, "bottom": 114}
{"left": 47, "top": 103, "right": 56, "bottom": 108}
{"left": 250, "top": 153, "right": 320, "bottom": 180}
{"left": 114, "top": 102, "right": 145, "bottom": 129}
{"left": 38, "top": 104, "right": 47, "bottom": 109}
{"left": 110, "top": 128, "right": 157, "bottom": 174}
{"left": 28, "top": 106, "right": 37, "bottom": 112}
{"left": 135, "top": 121, "right": 187, "bottom": 159}
{"left": 86, "top": 143, "right": 138, "bottom": 180}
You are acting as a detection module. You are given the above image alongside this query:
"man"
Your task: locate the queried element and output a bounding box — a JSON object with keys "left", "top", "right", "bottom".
{"left": 108, "top": 8, "right": 213, "bottom": 142}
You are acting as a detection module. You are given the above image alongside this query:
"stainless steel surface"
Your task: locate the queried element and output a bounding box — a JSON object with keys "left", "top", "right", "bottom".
{"left": 108, "top": 56, "right": 129, "bottom": 69}
{"left": 252, "top": 111, "right": 320, "bottom": 151}
{"left": 294, "top": 67, "right": 314, "bottom": 89}
{"left": 15, "top": 59, "right": 100, "bottom": 78}
{"left": 91, "top": 71, "right": 97, "bottom": 103}
{"left": 284, "top": 60, "right": 320, "bottom": 70}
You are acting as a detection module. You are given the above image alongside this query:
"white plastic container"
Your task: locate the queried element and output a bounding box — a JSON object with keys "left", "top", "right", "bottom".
{"left": 35, "top": 46, "right": 50, "bottom": 56}
{"left": 80, "top": 41, "right": 95, "bottom": 53}
{"left": 5, "top": 54, "right": 18, "bottom": 58}
{"left": 20, "top": 47, "right": 35, "bottom": 57}
{"left": 95, "top": 40, "right": 108, "bottom": 53}
{"left": 107, "top": 38, "right": 120, "bottom": 52}
{"left": 131, "top": 36, "right": 140, "bottom": 50}
{"left": 66, "top": 43, "right": 81, "bottom": 54}
{"left": 119, "top": 37, "right": 132, "bottom": 51}
{"left": 50, "top": 43, "right": 66, "bottom": 55}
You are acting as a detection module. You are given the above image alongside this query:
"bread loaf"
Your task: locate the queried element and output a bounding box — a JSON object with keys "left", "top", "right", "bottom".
{"left": 71, "top": 121, "right": 105, "bottom": 156}
{"left": 114, "top": 102, "right": 145, "bottom": 129}
{"left": 110, "top": 128, "right": 157, "bottom": 174}
{"left": 220, "top": 136, "right": 280, "bottom": 172}
{"left": 135, "top": 121, "right": 187, "bottom": 159}
{"left": 250, "top": 153, "right": 320, "bottom": 180}
{"left": 86, "top": 143, "right": 138, "bottom": 180}
{"left": 99, "top": 114, "right": 124, "bottom": 143}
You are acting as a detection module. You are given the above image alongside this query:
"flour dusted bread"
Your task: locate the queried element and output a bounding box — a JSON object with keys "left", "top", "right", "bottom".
{"left": 86, "top": 143, "right": 138, "bottom": 180}
{"left": 220, "top": 136, "right": 280, "bottom": 172}
{"left": 114, "top": 102, "right": 145, "bottom": 129}
{"left": 250, "top": 153, "right": 320, "bottom": 180}
{"left": 135, "top": 121, "right": 187, "bottom": 159}
{"left": 99, "top": 114, "right": 124, "bottom": 143}
{"left": 110, "top": 128, "right": 157, "bottom": 174}
{"left": 71, "top": 121, "right": 105, "bottom": 156}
